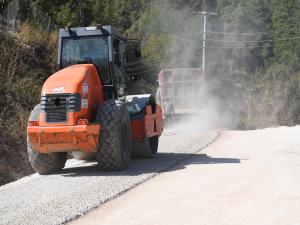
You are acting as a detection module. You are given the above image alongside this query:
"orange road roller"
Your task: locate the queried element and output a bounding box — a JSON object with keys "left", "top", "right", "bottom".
{"left": 27, "top": 25, "right": 163, "bottom": 174}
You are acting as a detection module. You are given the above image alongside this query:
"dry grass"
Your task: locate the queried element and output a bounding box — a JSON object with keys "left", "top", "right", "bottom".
{"left": 18, "top": 22, "right": 58, "bottom": 70}
{"left": 0, "top": 24, "right": 58, "bottom": 186}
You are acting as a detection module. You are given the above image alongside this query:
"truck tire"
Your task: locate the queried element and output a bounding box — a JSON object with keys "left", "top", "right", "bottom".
{"left": 132, "top": 136, "right": 159, "bottom": 158}
{"left": 96, "top": 100, "right": 132, "bottom": 171}
{"left": 27, "top": 104, "right": 67, "bottom": 174}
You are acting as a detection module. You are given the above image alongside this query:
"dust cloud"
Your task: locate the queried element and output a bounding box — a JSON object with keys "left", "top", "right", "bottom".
{"left": 154, "top": 1, "right": 264, "bottom": 132}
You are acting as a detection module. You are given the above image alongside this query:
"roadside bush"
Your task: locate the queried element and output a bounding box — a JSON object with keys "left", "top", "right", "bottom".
{"left": 240, "top": 64, "right": 300, "bottom": 129}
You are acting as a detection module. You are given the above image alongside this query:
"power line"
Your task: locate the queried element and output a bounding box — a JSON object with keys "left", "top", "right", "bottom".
{"left": 125, "top": 58, "right": 158, "bottom": 66}
{"left": 206, "top": 27, "right": 300, "bottom": 36}
{"left": 125, "top": 62, "right": 158, "bottom": 72}
{"left": 125, "top": 57, "right": 158, "bottom": 66}
{"left": 43, "top": 26, "right": 300, "bottom": 38}
{"left": 208, "top": 40, "right": 300, "bottom": 49}
{"left": 126, "top": 67, "right": 157, "bottom": 75}
{"left": 206, "top": 30, "right": 269, "bottom": 35}
{"left": 206, "top": 36, "right": 300, "bottom": 43}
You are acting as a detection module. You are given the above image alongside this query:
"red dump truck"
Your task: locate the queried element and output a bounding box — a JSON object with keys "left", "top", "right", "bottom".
{"left": 156, "top": 68, "right": 204, "bottom": 126}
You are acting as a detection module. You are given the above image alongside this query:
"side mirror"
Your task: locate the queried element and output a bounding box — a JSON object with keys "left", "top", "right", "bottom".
{"left": 126, "top": 39, "right": 142, "bottom": 63}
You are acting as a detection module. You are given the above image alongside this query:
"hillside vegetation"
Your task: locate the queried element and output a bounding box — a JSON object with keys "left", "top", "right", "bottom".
{"left": 0, "top": 0, "right": 299, "bottom": 184}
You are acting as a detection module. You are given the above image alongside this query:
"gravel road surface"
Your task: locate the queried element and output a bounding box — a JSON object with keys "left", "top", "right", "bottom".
{"left": 70, "top": 126, "right": 300, "bottom": 225}
{"left": 0, "top": 130, "right": 218, "bottom": 225}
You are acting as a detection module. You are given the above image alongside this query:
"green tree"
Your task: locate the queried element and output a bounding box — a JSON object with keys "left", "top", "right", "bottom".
{"left": 0, "top": 0, "right": 13, "bottom": 13}
{"left": 271, "top": 0, "right": 300, "bottom": 68}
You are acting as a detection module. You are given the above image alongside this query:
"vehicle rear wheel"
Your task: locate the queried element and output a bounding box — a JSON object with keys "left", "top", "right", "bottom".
{"left": 96, "top": 100, "right": 132, "bottom": 171}
{"left": 27, "top": 104, "right": 67, "bottom": 174}
{"left": 132, "top": 136, "right": 159, "bottom": 158}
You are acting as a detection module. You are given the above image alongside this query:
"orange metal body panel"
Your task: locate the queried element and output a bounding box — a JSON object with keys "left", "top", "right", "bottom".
{"left": 27, "top": 64, "right": 104, "bottom": 153}
{"left": 131, "top": 105, "right": 163, "bottom": 138}
{"left": 27, "top": 124, "right": 100, "bottom": 153}
{"left": 40, "top": 64, "right": 104, "bottom": 127}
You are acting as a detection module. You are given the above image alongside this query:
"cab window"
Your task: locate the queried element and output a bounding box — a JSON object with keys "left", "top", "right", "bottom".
{"left": 61, "top": 36, "right": 111, "bottom": 84}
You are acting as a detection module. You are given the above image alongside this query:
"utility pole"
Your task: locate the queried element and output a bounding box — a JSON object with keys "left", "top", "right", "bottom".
{"left": 202, "top": 12, "right": 207, "bottom": 80}
{"left": 194, "top": 11, "right": 217, "bottom": 80}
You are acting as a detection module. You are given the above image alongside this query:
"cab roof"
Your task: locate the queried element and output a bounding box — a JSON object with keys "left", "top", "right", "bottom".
{"left": 59, "top": 25, "right": 125, "bottom": 40}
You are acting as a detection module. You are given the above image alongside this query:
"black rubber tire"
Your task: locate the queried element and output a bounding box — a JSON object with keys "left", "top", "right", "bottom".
{"left": 96, "top": 100, "right": 132, "bottom": 171}
{"left": 132, "top": 136, "right": 159, "bottom": 158}
{"left": 27, "top": 104, "right": 67, "bottom": 174}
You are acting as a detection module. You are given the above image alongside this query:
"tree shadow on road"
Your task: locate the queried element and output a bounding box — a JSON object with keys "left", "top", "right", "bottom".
{"left": 165, "top": 154, "right": 242, "bottom": 172}
{"left": 57, "top": 152, "right": 243, "bottom": 178}
{"left": 181, "top": 154, "right": 241, "bottom": 164}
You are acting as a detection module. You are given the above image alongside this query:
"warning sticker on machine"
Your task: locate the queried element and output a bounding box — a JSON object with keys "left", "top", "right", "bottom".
{"left": 82, "top": 83, "right": 88, "bottom": 93}
{"left": 52, "top": 87, "right": 65, "bottom": 93}
{"left": 81, "top": 99, "right": 88, "bottom": 108}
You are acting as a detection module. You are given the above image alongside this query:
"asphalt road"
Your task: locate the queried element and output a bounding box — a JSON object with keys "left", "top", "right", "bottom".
{"left": 70, "top": 126, "right": 300, "bottom": 225}
{"left": 0, "top": 130, "right": 218, "bottom": 225}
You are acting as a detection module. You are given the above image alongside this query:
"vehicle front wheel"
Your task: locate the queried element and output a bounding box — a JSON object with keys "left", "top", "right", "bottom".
{"left": 27, "top": 104, "right": 67, "bottom": 174}
{"left": 96, "top": 100, "right": 132, "bottom": 171}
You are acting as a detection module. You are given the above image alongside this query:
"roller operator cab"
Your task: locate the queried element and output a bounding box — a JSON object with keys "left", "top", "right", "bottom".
{"left": 27, "top": 25, "right": 163, "bottom": 174}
